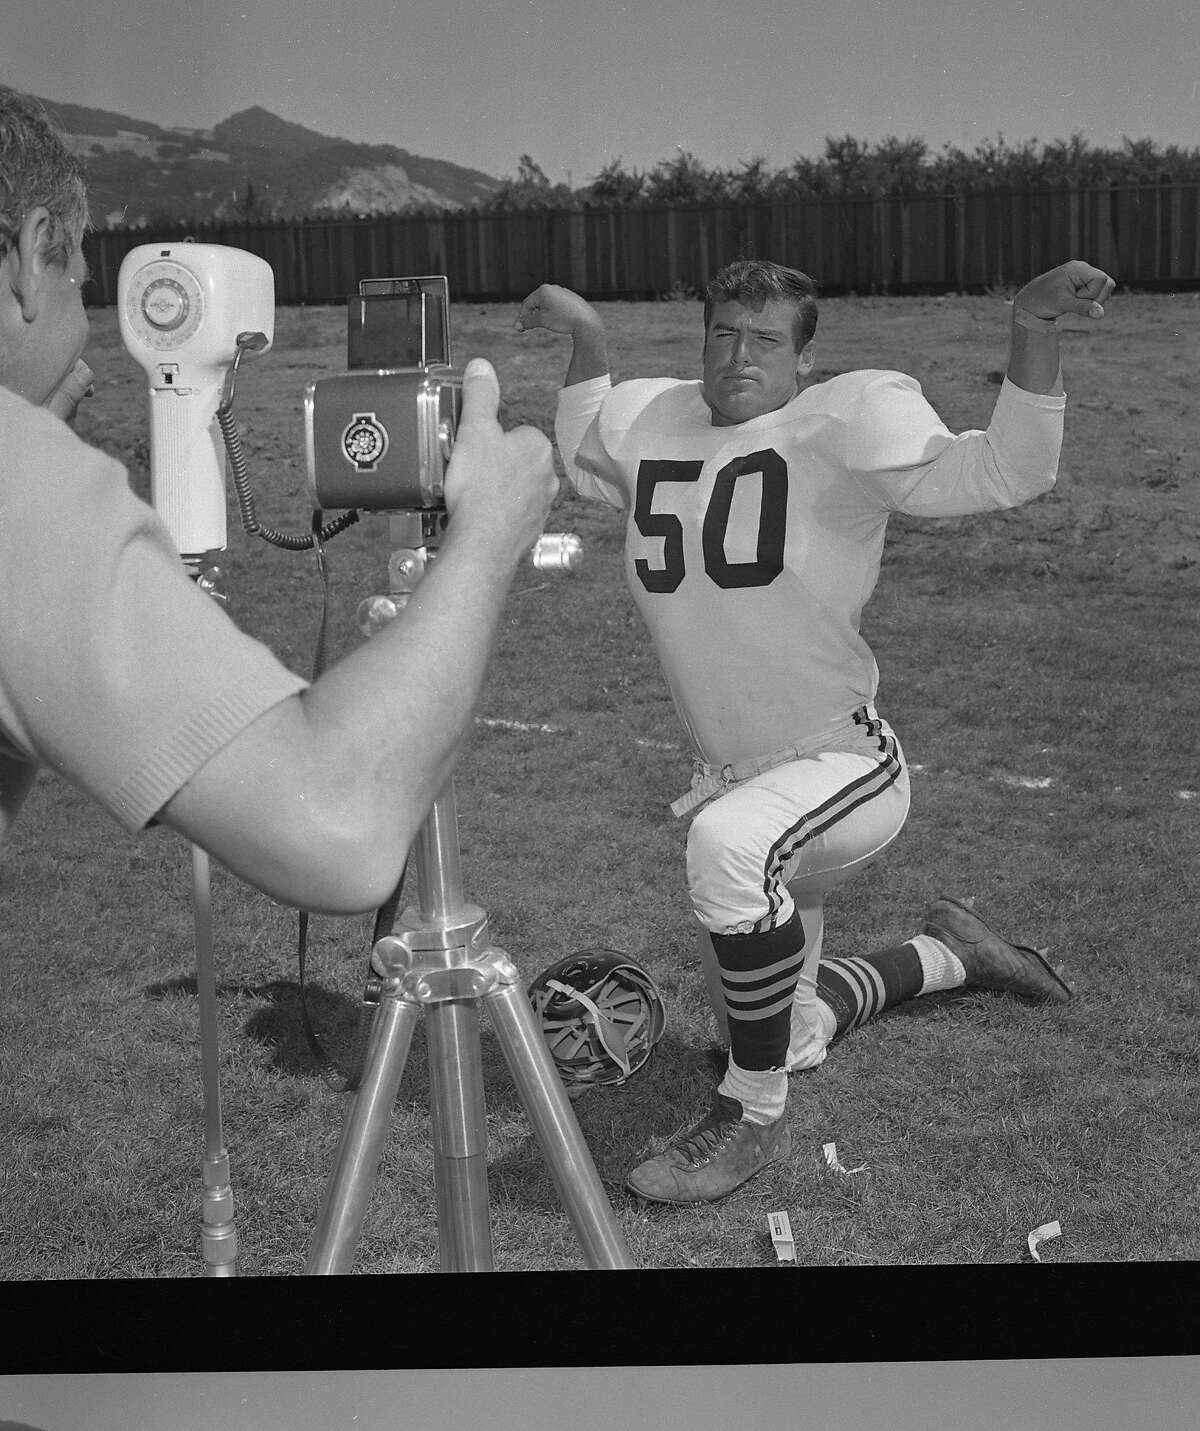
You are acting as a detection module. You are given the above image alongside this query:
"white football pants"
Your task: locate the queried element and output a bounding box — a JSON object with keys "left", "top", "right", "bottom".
{"left": 687, "top": 712, "right": 911, "bottom": 1070}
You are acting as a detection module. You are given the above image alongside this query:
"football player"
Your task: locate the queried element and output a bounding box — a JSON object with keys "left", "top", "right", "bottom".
{"left": 515, "top": 256, "right": 1114, "bottom": 1204}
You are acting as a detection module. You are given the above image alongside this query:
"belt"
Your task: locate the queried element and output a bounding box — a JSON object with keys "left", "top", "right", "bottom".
{"left": 669, "top": 706, "right": 875, "bottom": 819}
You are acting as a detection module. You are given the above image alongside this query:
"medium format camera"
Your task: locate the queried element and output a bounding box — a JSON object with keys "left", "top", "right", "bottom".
{"left": 305, "top": 276, "right": 463, "bottom": 513}
{"left": 118, "top": 242, "right": 274, "bottom": 556}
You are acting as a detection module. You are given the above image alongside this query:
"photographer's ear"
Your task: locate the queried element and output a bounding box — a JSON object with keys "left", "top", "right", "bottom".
{"left": 6, "top": 206, "right": 54, "bottom": 322}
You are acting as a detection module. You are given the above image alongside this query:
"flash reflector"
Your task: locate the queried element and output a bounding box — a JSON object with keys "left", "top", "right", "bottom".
{"left": 118, "top": 242, "right": 274, "bottom": 556}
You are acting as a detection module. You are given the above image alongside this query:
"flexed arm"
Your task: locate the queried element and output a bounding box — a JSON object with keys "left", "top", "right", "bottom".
{"left": 1007, "top": 259, "right": 1116, "bottom": 395}
{"left": 515, "top": 283, "right": 611, "bottom": 386}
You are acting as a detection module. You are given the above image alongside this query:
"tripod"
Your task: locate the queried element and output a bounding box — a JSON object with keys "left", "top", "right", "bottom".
{"left": 305, "top": 516, "right": 635, "bottom": 1273}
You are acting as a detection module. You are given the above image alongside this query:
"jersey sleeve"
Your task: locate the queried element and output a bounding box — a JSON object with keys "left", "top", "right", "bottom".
{"left": 554, "top": 376, "right": 629, "bottom": 511}
{"left": 0, "top": 396, "right": 309, "bottom": 834}
{"left": 845, "top": 373, "right": 1065, "bottom": 517}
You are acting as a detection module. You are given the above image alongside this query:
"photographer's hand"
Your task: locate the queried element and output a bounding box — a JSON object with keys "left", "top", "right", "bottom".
{"left": 515, "top": 284, "right": 609, "bottom": 386}
{"left": 45, "top": 357, "right": 95, "bottom": 425}
{"left": 441, "top": 358, "right": 558, "bottom": 562}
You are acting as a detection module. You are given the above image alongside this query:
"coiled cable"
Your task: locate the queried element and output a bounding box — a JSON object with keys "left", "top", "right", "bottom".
{"left": 218, "top": 333, "right": 361, "bottom": 550}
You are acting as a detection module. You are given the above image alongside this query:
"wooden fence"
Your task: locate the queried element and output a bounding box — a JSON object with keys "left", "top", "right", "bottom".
{"left": 83, "top": 182, "right": 1200, "bottom": 308}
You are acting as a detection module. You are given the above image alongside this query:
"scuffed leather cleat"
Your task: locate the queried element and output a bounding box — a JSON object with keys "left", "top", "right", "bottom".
{"left": 625, "top": 1094, "right": 791, "bottom": 1204}
{"left": 924, "top": 895, "right": 1073, "bottom": 1003}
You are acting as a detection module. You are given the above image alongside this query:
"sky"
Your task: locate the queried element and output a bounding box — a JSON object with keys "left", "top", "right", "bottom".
{"left": 3, "top": 1362, "right": 1199, "bottom": 1431}
{"left": 0, "top": 0, "right": 1196, "bottom": 186}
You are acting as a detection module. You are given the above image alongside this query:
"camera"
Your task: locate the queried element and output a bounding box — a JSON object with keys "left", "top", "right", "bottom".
{"left": 305, "top": 276, "right": 463, "bottom": 513}
{"left": 118, "top": 242, "right": 274, "bottom": 556}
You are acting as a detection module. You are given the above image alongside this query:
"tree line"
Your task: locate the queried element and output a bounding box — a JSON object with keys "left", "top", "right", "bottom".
{"left": 480, "top": 133, "right": 1200, "bottom": 212}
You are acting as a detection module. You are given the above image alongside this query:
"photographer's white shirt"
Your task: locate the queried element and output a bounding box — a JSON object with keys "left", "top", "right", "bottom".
{"left": 0, "top": 386, "right": 308, "bottom": 837}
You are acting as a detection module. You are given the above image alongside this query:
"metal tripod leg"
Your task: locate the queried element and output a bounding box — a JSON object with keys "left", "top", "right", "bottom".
{"left": 193, "top": 845, "right": 238, "bottom": 1276}
{"left": 305, "top": 778, "right": 635, "bottom": 1273}
{"left": 304, "top": 984, "right": 422, "bottom": 1274}
{"left": 425, "top": 994, "right": 493, "bottom": 1271}
{"left": 306, "top": 939, "right": 635, "bottom": 1272}
{"left": 484, "top": 968, "right": 635, "bottom": 1270}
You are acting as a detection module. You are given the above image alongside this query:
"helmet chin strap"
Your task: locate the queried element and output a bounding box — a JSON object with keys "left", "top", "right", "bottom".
{"left": 546, "top": 978, "right": 633, "bottom": 1077}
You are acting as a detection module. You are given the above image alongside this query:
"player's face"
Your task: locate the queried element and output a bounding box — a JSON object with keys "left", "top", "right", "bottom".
{"left": 701, "top": 298, "right": 815, "bottom": 425}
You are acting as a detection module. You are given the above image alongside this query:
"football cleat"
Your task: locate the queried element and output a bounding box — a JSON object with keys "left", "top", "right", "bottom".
{"left": 924, "top": 895, "right": 1073, "bottom": 1003}
{"left": 625, "top": 1094, "right": 791, "bottom": 1204}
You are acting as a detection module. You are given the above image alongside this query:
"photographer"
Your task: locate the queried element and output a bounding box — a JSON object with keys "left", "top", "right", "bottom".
{"left": 0, "top": 85, "right": 557, "bottom": 914}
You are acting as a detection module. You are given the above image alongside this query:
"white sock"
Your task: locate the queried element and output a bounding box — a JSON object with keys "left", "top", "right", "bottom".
{"left": 911, "top": 933, "right": 966, "bottom": 992}
{"left": 719, "top": 1055, "right": 788, "bottom": 1125}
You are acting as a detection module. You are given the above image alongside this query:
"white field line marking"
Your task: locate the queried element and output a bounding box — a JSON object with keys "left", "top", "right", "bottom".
{"left": 475, "top": 717, "right": 569, "bottom": 735}
{"left": 475, "top": 716, "right": 681, "bottom": 751}
{"left": 476, "top": 727, "right": 1195, "bottom": 801}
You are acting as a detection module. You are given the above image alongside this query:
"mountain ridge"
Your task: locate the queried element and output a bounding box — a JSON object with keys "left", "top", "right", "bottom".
{"left": 39, "top": 97, "right": 502, "bottom": 226}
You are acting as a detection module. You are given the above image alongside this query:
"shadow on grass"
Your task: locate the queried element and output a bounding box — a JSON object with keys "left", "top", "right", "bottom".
{"left": 482, "top": 1032, "right": 726, "bottom": 1209}
{"left": 144, "top": 972, "right": 370, "bottom": 1082}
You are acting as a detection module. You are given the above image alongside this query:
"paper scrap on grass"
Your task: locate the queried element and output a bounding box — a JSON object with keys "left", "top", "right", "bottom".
{"left": 823, "top": 1141, "right": 868, "bottom": 1175}
{"left": 1027, "top": 1220, "right": 1062, "bottom": 1261}
{"left": 768, "top": 1210, "right": 796, "bottom": 1264}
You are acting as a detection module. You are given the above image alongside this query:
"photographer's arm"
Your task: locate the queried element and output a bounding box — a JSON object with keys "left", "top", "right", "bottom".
{"left": 515, "top": 284, "right": 610, "bottom": 385}
{"left": 159, "top": 360, "right": 557, "bottom": 915}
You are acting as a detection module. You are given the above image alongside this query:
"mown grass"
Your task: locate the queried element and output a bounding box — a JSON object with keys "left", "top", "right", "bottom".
{"left": 1, "top": 290, "right": 1197, "bottom": 1277}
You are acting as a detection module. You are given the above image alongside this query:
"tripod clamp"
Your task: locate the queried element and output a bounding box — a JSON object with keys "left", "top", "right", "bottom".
{"left": 371, "top": 909, "right": 521, "bottom": 1006}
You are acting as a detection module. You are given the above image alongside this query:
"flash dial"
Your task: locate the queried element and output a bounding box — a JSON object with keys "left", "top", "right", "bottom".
{"left": 142, "top": 277, "right": 190, "bottom": 330}
{"left": 123, "top": 260, "right": 206, "bottom": 351}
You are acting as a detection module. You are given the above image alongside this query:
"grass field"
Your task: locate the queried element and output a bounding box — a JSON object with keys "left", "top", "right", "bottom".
{"left": 1, "top": 288, "right": 1197, "bottom": 1277}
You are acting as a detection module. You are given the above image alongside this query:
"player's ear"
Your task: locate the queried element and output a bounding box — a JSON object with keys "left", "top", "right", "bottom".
{"left": 796, "top": 340, "right": 816, "bottom": 378}
{"left": 8, "top": 207, "right": 54, "bottom": 322}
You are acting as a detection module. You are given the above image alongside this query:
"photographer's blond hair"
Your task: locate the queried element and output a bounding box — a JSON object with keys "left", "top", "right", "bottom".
{"left": 0, "top": 86, "right": 89, "bottom": 265}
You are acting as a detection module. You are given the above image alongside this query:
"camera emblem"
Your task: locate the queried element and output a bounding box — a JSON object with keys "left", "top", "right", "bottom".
{"left": 341, "top": 411, "right": 390, "bottom": 472}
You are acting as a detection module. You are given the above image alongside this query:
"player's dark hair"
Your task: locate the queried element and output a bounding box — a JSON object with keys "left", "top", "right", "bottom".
{"left": 0, "top": 86, "right": 89, "bottom": 266}
{"left": 703, "top": 260, "right": 819, "bottom": 350}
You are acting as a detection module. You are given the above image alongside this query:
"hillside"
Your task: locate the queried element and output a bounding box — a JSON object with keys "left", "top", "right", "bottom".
{"left": 40, "top": 98, "right": 501, "bottom": 227}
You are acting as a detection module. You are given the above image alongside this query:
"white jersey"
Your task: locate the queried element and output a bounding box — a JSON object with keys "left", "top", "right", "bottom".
{"left": 556, "top": 371, "right": 1064, "bottom": 765}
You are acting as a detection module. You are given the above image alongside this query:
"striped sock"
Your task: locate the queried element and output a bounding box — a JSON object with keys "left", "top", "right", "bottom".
{"left": 815, "top": 941, "right": 925, "bottom": 1038}
{"left": 711, "top": 909, "right": 806, "bottom": 1071}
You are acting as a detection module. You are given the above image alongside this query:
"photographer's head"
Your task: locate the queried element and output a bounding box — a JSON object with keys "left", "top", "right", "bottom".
{"left": 0, "top": 85, "right": 91, "bottom": 406}
{"left": 701, "top": 259, "right": 819, "bottom": 425}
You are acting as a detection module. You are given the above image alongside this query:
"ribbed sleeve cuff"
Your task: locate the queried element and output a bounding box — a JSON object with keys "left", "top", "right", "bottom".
{"left": 108, "top": 667, "right": 309, "bottom": 831}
